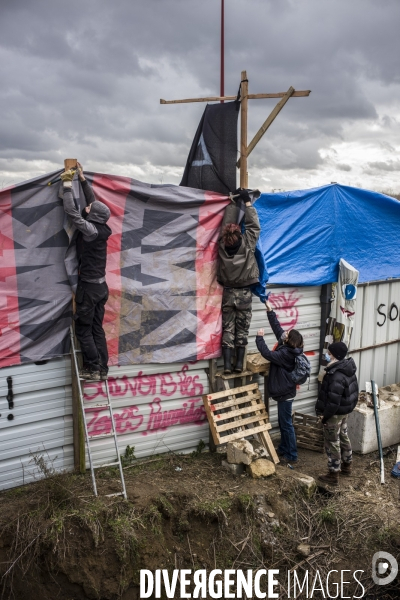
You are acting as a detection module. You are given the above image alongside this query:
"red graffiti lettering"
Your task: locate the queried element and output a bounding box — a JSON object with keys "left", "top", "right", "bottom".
{"left": 145, "top": 397, "right": 206, "bottom": 434}
{"left": 86, "top": 406, "right": 143, "bottom": 437}
{"left": 83, "top": 364, "right": 204, "bottom": 402}
{"left": 269, "top": 290, "right": 301, "bottom": 329}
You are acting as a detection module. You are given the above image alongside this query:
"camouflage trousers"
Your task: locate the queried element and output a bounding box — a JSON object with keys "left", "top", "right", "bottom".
{"left": 323, "top": 414, "right": 352, "bottom": 473}
{"left": 222, "top": 287, "right": 252, "bottom": 348}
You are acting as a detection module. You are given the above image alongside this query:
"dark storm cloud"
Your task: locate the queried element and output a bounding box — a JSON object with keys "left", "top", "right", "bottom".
{"left": 0, "top": 0, "right": 399, "bottom": 185}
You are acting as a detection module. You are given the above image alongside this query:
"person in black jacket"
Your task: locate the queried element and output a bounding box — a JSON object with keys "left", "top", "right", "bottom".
{"left": 61, "top": 163, "right": 112, "bottom": 381}
{"left": 315, "top": 341, "right": 359, "bottom": 485}
{"left": 256, "top": 302, "right": 304, "bottom": 463}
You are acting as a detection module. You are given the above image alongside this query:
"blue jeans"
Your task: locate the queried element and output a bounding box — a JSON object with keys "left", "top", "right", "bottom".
{"left": 277, "top": 400, "right": 297, "bottom": 461}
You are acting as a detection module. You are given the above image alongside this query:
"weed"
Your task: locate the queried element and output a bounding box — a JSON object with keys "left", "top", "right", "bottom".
{"left": 121, "top": 445, "right": 136, "bottom": 468}
{"left": 156, "top": 495, "right": 175, "bottom": 518}
{"left": 237, "top": 493, "right": 253, "bottom": 512}
{"left": 318, "top": 506, "right": 336, "bottom": 524}
{"left": 191, "top": 439, "right": 206, "bottom": 457}
{"left": 143, "top": 504, "right": 163, "bottom": 536}
{"left": 108, "top": 510, "right": 140, "bottom": 564}
{"left": 191, "top": 496, "right": 233, "bottom": 520}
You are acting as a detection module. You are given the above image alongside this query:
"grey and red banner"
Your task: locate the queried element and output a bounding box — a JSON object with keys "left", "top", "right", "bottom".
{"left": 0, "top": 172, "right": 229, "bottom": 368}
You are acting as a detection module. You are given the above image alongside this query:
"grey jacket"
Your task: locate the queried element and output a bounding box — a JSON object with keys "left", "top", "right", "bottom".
{"left": 62, "top": 180, "right": 110, "bottom": 242}
{"left": 217, "top": 203, "right": 261, "bottom": 288}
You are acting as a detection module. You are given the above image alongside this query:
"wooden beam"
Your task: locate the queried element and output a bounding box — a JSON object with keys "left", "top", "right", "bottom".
{"left": 160, "top": 90, "right": 310, "bottom": 104}
{"left": 240, "top": 70, "right": 249, "bottom": 188}
{"left": 237, "top": 86, "right": 295, "bottom": 168}
{"left": 248, "top": 91, "right": 310, "bottom": 99}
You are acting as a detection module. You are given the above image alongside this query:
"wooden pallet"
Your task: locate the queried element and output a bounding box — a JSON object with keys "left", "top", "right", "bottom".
{"left": 293, "top": 412, "right": 324, "bottom": 453}
{"left": 202, "top": 383, "right": 279, "bottom": 464}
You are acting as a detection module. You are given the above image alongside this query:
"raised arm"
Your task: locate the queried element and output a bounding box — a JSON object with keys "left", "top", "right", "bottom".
{"left": 243, "top": 204, "right": 260, "bottom": 252}
{"left": 267, "top": 309, "right": 285, "bottom": 342}
{"left": 77, "top": 161, "right": 96, "bottom": 206}
{"left": 60, "top": 168, "right": 97, "bottom": 240}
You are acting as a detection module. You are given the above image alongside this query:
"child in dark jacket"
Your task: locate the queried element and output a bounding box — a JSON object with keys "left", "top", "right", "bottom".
{"left": 256, "top": 302, "right": 304, "bottom": 463}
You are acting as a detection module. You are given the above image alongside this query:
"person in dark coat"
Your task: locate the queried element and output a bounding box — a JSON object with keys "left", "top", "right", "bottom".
{"left": 218, "top": 188, "right": 261, "bottom": 374}
{"left": 256, "top": 301, "right": 304, "bottom": 463}
{"left": 61, "top": 163, "right": 112, "bottom": 381}
{"left": 315, "top": 341, "right": 359, "bottom": 485}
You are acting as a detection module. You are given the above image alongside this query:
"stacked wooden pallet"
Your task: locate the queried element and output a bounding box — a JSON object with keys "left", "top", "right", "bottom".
{"left": 293, "top": 412, "right": 324, "bottom": 453}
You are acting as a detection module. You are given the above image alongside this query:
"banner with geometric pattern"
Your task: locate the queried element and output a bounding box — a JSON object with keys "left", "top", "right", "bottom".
{"left": 0, "top": 171, "right": 229, "bottom": 368}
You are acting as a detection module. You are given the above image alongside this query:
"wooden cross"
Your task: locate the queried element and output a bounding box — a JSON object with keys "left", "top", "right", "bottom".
{"left": 161, "top": 70, "right": 311, "bottom": 188}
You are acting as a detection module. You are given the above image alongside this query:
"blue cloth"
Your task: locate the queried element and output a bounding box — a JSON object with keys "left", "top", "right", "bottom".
{"left": 277, "top": 400, "right": 297, "bottom": 461}
{"left": 255, "top": 184, "right": 400, "bottom": 285}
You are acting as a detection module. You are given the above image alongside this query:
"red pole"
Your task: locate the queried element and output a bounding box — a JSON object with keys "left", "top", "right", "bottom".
{"left": 220, "top": 0, "right": 224, "bottom": 102}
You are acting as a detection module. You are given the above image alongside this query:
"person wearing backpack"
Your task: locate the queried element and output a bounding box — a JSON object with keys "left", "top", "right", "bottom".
{"left": 315, "top": 342, "right": 359, "bottom": 486}
{"left": 256, "top": 301, "right": 307, "bottom": 464}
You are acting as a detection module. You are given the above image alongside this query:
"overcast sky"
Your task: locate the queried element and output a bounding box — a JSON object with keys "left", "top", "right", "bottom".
{"left": 1, "top": 0, "right": 399, "bottom": 192}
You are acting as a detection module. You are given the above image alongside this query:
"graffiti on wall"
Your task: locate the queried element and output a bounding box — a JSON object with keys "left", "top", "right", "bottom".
{"left": 84, "top": 364, "right": 207, "bottom": 438}
{"left": 269, "top": 290, "right": 301, "bottom": 329}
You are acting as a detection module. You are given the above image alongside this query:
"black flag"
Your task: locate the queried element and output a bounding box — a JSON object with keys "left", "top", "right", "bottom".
{"left": 180, "top": 100, "right": 239, "bottom": 195}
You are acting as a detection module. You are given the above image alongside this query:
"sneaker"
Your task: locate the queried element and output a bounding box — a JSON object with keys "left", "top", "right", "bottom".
{"left": 100, "top": 370, "right": 108, "bottom": 381}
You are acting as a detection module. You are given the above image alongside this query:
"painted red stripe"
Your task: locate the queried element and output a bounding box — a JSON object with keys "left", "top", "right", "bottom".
{"left": 92, "top": 175, "right": 131, "bottom": 366}
{"left": 0, "top": 186, "right": 21, "bottom": 367}
{"left": 195, "top": 192, "right": 229, "bottom": 360}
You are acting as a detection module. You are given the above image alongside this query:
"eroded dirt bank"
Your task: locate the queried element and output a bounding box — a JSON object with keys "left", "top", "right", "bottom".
{"left": 0, "top": 448, "right": 399, "bottom": 599}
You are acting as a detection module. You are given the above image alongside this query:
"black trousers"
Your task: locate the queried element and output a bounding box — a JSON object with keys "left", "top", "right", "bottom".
{"left": 75, "top": 281, "right": 109, "bottom": 372}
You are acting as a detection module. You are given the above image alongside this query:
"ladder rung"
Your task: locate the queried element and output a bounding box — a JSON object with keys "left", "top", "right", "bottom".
{"left": 88, "top": 433, "right": 115, "bottom": 440}
{"left": 105, "top": 492, "right": 125, "bottom": 498}
{"left": 93, "top": 461, "right": 120, "bottom": 469}
{"left": 84, "top": 403, "right": 110, "bottom": 409}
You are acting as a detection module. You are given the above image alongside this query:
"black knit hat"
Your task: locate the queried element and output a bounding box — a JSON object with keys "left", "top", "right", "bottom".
{"left": 328, "top": 342, "right": 348, "bottom": 361}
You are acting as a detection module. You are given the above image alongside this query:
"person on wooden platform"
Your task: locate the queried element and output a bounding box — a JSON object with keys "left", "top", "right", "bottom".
{"left": 218, "top": 188, "right": 261, "bottom": 374}
{"left": 256, "top": 302, "right": 304, "bottom": 464}
{"left": 315, "top": 342, "right": 358, "bottom": 486}
{"left": 61, "top": 162, "right": 111, "bottom": 381}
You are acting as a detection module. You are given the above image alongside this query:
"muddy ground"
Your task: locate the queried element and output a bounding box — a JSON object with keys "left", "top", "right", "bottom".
{"left": 0, "top": 443, "right": 399, "bottom": 600}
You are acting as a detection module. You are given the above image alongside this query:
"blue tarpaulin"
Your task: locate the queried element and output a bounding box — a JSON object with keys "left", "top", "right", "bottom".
{"left": 255, "top": 184, "right": 400, "bottom": 285}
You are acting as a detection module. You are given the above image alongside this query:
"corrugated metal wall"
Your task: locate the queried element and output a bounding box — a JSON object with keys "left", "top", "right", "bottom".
{"left": 348, "top": 279, "right": 400, "bottom": 388}
{"left": 0, "top": 358, "right": 73, "bottom": 490}
{"left": 0, "top": 284, "right": 322, "bottom": 489}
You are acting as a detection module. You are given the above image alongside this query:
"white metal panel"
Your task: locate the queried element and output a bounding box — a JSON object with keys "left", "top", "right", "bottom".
{"left": 0, "top": 358, "right": 73, "bottom": 490}
{"left": 81, "top": 361, "right": 210, "bottom": 467}
{"left": 348, "top": 280, "right": 400, "bottom": 388}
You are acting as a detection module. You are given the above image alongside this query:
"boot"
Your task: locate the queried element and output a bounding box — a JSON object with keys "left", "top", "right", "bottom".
{"left": 318, "top": 471, "right": 339, "bottom": 486}
{"left": 341, "top": 462, "right": 352, "bottom": 476}
{"left": 234, "top": 347, "right": 246, "bottom": 372}
{"left": 222, "top": 347, "right": 232, "bottom": 374}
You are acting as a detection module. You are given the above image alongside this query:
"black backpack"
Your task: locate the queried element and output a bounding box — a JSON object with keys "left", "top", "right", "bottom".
{"left": 289, "top": 353, "right": 311, "bottom": 385}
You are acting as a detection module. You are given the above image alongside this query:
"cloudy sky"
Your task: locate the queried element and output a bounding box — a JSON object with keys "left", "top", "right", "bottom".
{"left": 1, "top": 0, "right": 399, "bottom": 192}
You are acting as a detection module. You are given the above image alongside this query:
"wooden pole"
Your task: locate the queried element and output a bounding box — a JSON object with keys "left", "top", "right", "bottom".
{"left": 64, "top": 158, "right": 77, "bottom": 170}
{"left": 237, "top": 86, "right": 295, "bottom": 168}
{"left": 240, "top": 71, "right": 248, "bottom": 188}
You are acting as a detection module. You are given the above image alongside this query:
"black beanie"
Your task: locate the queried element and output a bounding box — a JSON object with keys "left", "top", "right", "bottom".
{"left": 328, "top": 342, "right": 348, "bottom": 361}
